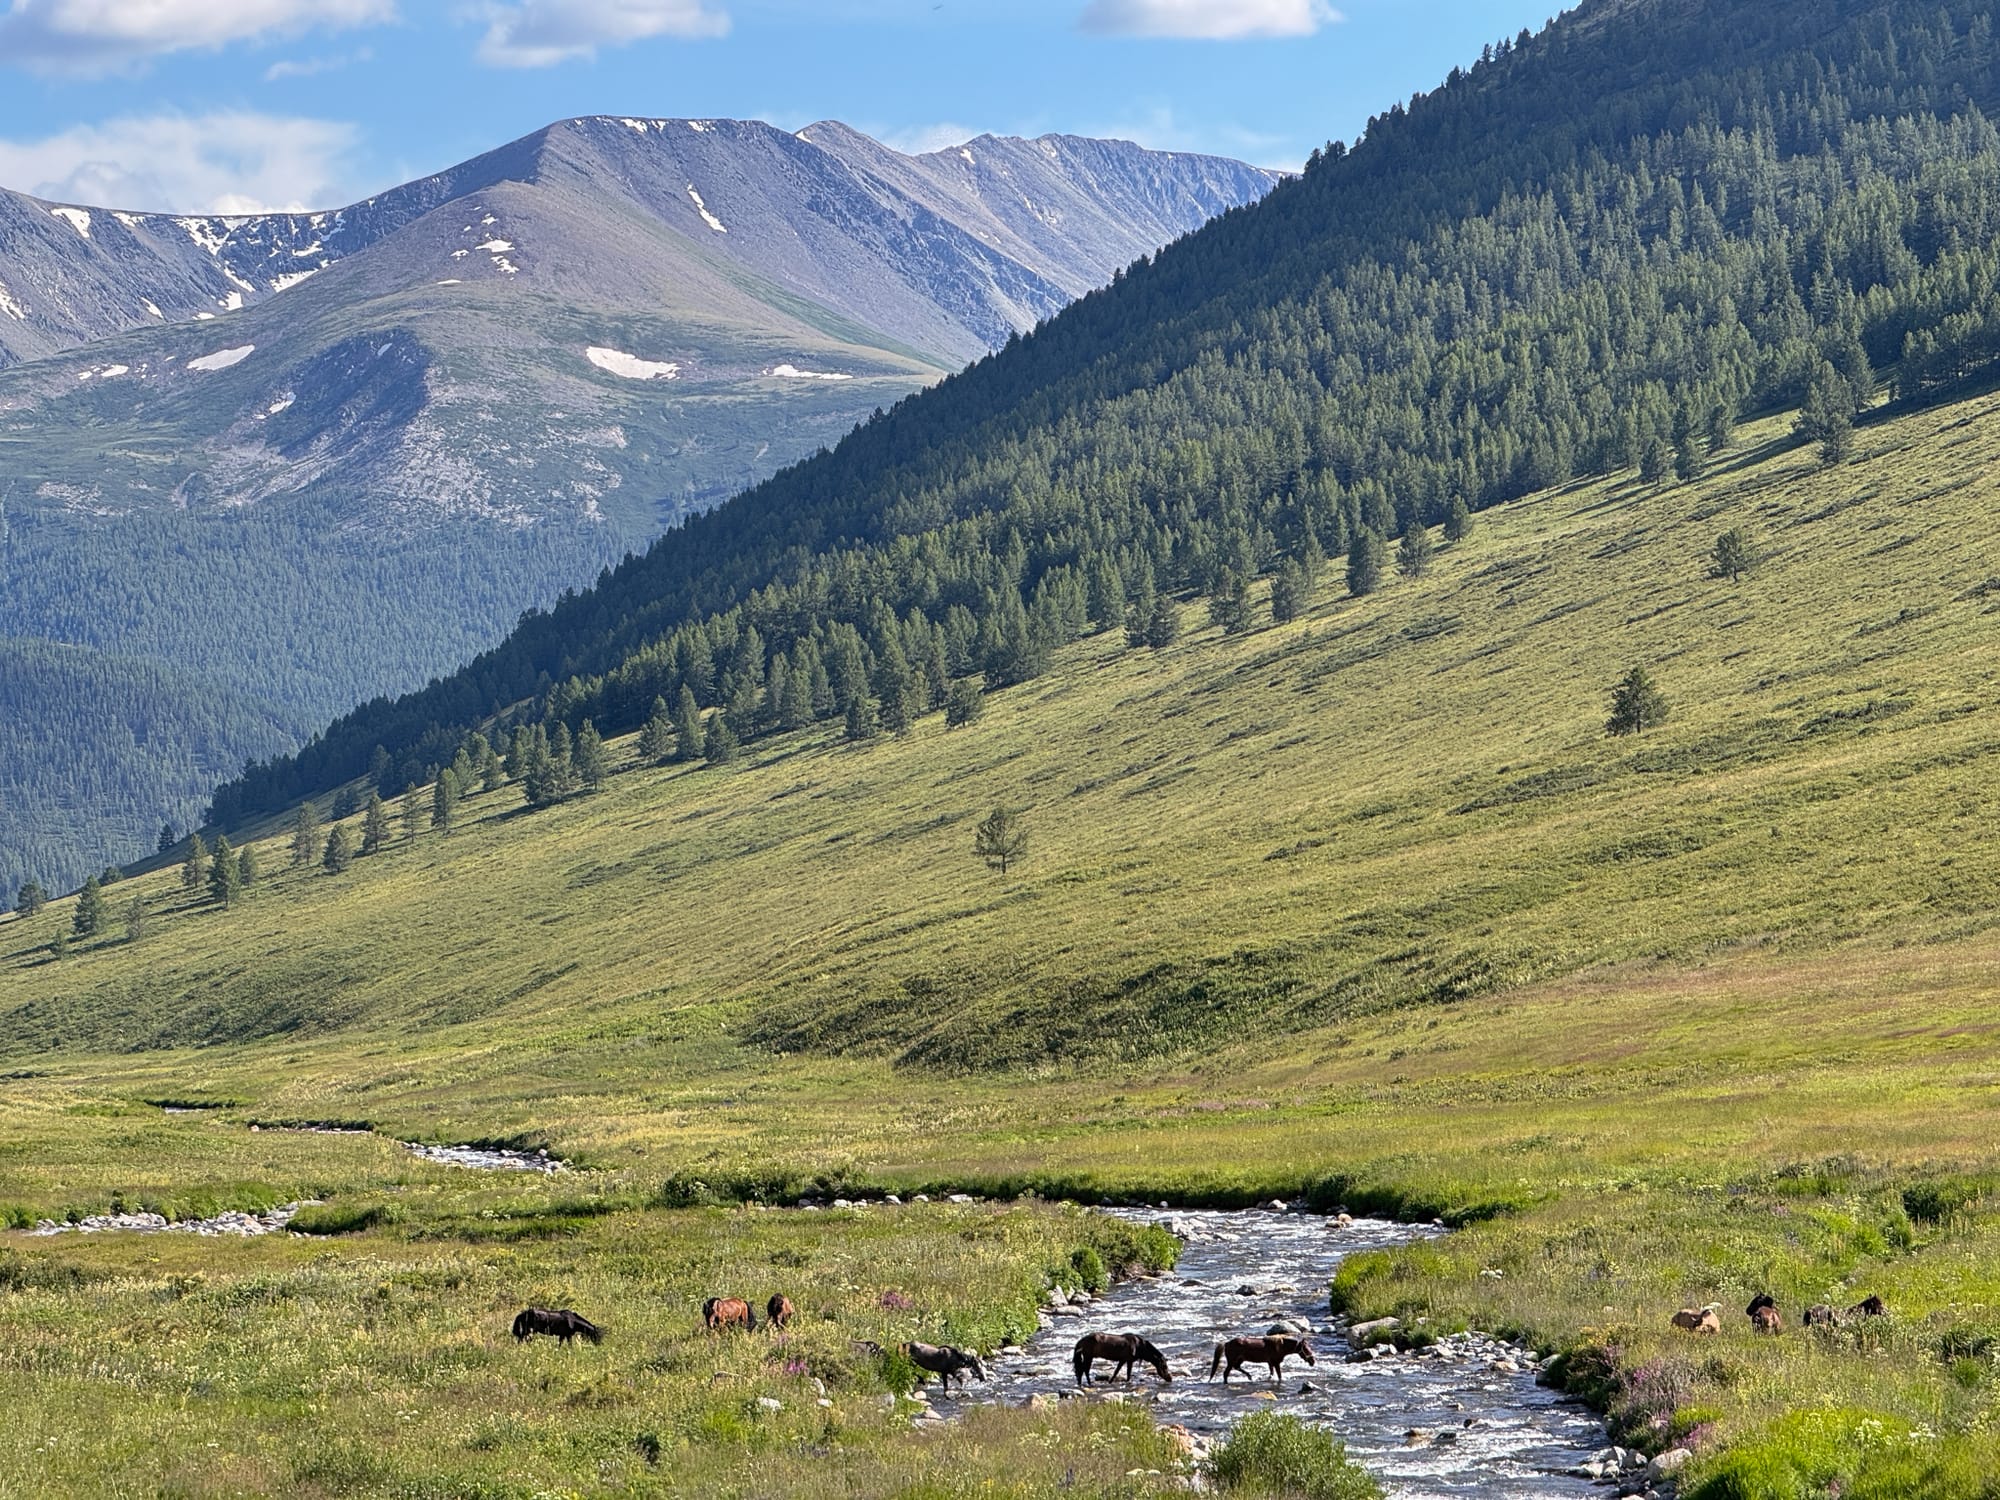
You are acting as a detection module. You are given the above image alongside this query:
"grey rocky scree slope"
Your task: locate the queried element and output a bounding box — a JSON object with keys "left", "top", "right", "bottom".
{"left": 0, "top": 118, "right": 1277, "bottom": 908}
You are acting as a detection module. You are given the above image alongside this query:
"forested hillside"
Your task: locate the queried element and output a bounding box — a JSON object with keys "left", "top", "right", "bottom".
{"left": 212, "top": 0, "right": 2000, "bottom": 825}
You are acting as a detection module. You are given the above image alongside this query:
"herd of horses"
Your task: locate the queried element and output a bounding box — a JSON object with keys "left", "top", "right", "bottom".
{"left": 513, "top": 1296, "right": 1316, "bottom": 1391}
{"left": 1671, "top": 1292, "right": 1888, "bottom": 1336}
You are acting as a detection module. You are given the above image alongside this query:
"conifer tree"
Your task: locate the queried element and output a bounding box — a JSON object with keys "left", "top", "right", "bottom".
{"left": 1639, "top": 435, "right": 1671, "bottom": 484}
{"left": 1712, "top": 528, "right": 1756, "bottom": 582}
{"left": 1269, "top": 558, "right": 1310, "bottom": 624}
{"left": 703, "top": 714, "right": 739, "bottom": 765}
{"left": 237, "top": 843, "right": 259, "bottom": 889}
{"left": 49, "top": 929, "right": 67, "bottom": 961}
{"left": 157, "top": 823, "right": 176, "bottom": 856}
{"left": 673, "top": 687, "right": 704, "bottom": 763}
{"left": 1397, "top": 519, "right": 1434, "bottom": 579}
{"left": 73, "top": 876, "right": 105, "bottom": 937}
{"left": 401, "top": 785, "right": 423, "bottom": 842}
{"left": 1674, "top": 427, "right": 1706, "bottom": 483}
{"left": 1125, "top": 569, "right": 1160, "bottom": 650}
{"left": 1607, "top": 666, "right": 1669, "bottom": 736}
{"left": 208, "top": 836, "right": 241, "bottom": 908}
{"left": 574, "top": 719, "right": 608, "bottom": 789}
{"left": 481, "top": 747, "right": 504, "bottom": 794}
{"left": 1796, "top": 361, "right": 1854, "bottom": 466}
{"left": 433, "top": 769, "right": 459, "bottom": 834}
{"left": 544, "top": 724, "right": 579, "bottom": 803}
{"left": 1086, "top": 556, "right": 1127, "bottom": 634}
{"left": 123, "top": 896, "right": 148, "bottom": 944}
{"left": 1209, "top": 568, "right": 1253, "bottom": 634}
{"left": 844, "top": 693, "right": 880, "bottom": 742}
{"left": 1705, "top": 405, "right": 1736, "bottom": 454}
{"left": 181, "top": 833, "right": 208, "bottom": 892}
{"left": 15, "top": 880, "right": 45, "bottom": 917}
{"left": 362, "top": 792, "right": 389, "bottom": 855}
{"left": 1443, "top": 496, "right": 1473, "bottom": 543}
{"left": 289, "top": 802, "right": 322, "bottom": 868}
{"left": 1144, "top": 595, "right": 1181, "bottom": 649}
{"left": 945, "top": 678, "right": 985, "bottom": 728}
{"left": 504, "top": 725, "right": 530, "bottom": 779}
{"left": 323, "top": 824, "right": 354, "bottom": 874}
{"left": 973, "top": 806, "right": 1028, "bottom": 875}
{"left": 1348, "top": 528, "right": 1385, "bottom": 596}
{"left": 638, "top": 696, "right": 674, "bottom": 763}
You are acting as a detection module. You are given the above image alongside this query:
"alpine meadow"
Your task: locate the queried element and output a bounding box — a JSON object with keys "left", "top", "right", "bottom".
{"left": 4, "top": 1, "right": 2000, "bottom": 1498}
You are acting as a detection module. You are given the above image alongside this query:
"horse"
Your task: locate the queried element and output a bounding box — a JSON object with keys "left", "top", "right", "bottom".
{"left": 513, "top": 1307, "right": 603, "bottom": 1345}
{"left": 767, "top": 1294, "right": 796, "bottom": 1330}
{"left": 1803, "top": 1304, "right": 1840, "bottom": 1329}
{"left": 904, "top": 1342, "right": 987, "bottom": 1393}
{"left": 1849, "top": 1294, "right": 1886, "bottom": 1318}
{"left": 703, "top": 1296, "right": 757, "bottom": 1332}
{"left": 1208, "top": 1335, "right": 1315, "bottom": 1385}
{"left": 1745, "top": 1293, "right": 1777, "bottom": 1318}
{"left": 1751, "top": 1304, "right": 1783, "bottom": 1334}
{"left": 1671, "top": 1304, "right": 1722, "bottom": 1334}
{"left": 1072, "top": 1332, "right": 1173, "bottom": 1387}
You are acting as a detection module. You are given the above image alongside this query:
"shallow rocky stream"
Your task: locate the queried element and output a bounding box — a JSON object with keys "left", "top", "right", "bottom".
{"left": 972, "top": 1208, "right": 1613, "bottom": 1497}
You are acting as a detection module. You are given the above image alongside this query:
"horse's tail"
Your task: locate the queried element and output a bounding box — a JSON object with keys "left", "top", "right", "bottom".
{"left": 1207, "top": 1343, "right": 1223, "bottom": 1381}
{"left": 745, "top": 1306, "right": 758, "bottom": 1332}
{"left": 512, "top": 1310, "right": 531, "bottom": 1340}
{"left": 1072, "top": 1346, "right": 1089, "bottom": 1386}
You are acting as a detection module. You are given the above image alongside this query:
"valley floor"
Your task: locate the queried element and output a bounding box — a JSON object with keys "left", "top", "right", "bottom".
{"left": 3, "top": 399, "right": 1999, "bottom": 1496}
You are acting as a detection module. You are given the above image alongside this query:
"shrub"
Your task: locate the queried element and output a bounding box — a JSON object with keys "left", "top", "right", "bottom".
{"left": 1209, "top": 1412, "right": 1382, "bottom": 1499}
{"left": 1068, "top": 1246, "right": 1109, "bottom": 1295}
{"left": 289, "top": 1201, "right": 401, "bottom": 1236}
{"left": 1902, "top": 1176, "right": 1990, "bottom": 1224}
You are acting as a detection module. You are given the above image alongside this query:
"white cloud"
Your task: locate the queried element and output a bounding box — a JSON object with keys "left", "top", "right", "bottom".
{"left": 1079, "top": 0, "right": 1338, "bottom": 40}
{"left": 877, "top": 121, "right": 984, "bottom": 157}
{"left": 0, "top": 113, "right": 362, "bottom": 213}
{"left": 0, "top": 0, "right": 394, "bottom": 73}
{"left": 472, "top": 0, "right": 728, "bottom": 67}
{"left": 264, "top": 46, "right": 372, "bottom": 80}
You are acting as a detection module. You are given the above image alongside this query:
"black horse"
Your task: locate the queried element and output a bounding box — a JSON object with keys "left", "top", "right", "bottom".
{"left": 1072, "top": 1332, "right": 1173, "bottom": 1387}
{"left": 905, "top": 1341, "right": 988, "bottom": 1393}
{"left": 513, "top": 1307, "right": 603, "bottom": 1345}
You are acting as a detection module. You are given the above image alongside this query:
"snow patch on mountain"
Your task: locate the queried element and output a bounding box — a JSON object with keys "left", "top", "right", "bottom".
{"left": 770, "top": 364, "right": 853, "bottom": 381}
{"left": 271, "top": 270, "right": 318, "bottom": 292}
{"left": 50, "top": 207, "right": 91, "bottom": 238}
{"left": 187, "top": 345, "right": 255, "bottom": 372}
{"left": 587, "top": 346, "right": 679, "bottom": 380}
{"left": 0, "top": 280, "right": 23, "bottom": 320}
{"left": 686, "top": 186, "right": 727, "bottom": 234}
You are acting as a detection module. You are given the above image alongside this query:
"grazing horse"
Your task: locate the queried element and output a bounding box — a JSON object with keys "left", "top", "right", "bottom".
{"left": 1803, "top": 1304, "right": 1840, "bottom": 1329}
{"left": 904, "top": 1342, "right": 988, "bottom": 1393}
{"left": 1072, "top": 1332, "right": 1173, "bottom": 1387}
{"left": 1671, "top": 1304, "right": 1722, "bottom": 1334}
{"left": 703, "top": 1296, "right": 757, "bottom": 1332}
{"left": 1751, "top": 1305, "right": 1783, "bottom": 1334}
{"left": 1849, "top": 1294, "right": 1887, "bottom": 1318}
{"left": 513, "top": 1307, "right": 603, "bottom": 1345}
{"left": 1208, "top": 1335, "right": 1315, "bottom": 1385}
{"left": 766, "top": 1294, "right": 796, "bottom": 1330}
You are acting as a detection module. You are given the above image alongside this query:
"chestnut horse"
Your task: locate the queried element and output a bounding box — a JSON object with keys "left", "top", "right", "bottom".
{"left": 1208, "top": 1335, "right": 1315, "bottom": 1384}
{"left": 1072, "top": 1332, "right": 1172, "bottom": 1387}
{"left": 703, "top": 1296, "right": 757, "bottom": 1332}
{"left": 767, "top": 1294, "right": 796, "bottom": 1329}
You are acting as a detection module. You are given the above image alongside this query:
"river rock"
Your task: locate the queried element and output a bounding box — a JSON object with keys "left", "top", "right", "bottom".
{"left": 946, "top": 1193, "right": 974, "bottom": 1204}
{"left": 756, "top": 1397, "right": 783, "bottom": 1413}
{"left": 1267, "top": 1318, "right": 1312, "bottom": 1337}
{"left": 1348, "top": 1316, "right": 1401, "bottom": 1342}
{"left": 1648, "top": 1448, "right": 1693, "bottom": 1479}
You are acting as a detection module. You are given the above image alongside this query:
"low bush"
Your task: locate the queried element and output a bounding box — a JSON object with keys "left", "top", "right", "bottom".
{"left": 1209, "top": 1412, "right": 1382, "bottom": 1499}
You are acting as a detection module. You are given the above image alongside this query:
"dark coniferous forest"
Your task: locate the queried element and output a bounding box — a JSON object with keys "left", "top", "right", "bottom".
{"left": 205, "top": 0, "right": 2000, "bottom": 827}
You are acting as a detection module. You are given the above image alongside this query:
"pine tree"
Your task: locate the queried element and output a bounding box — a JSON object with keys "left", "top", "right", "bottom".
{"left": 73, "top": 876, "right": 105, "bottom": 937}
{"left": 49, "top": 929, "right": 67, "bottom": 960}
{"left": 433, "top": 769, "right": 459, "bottom": 834}
{"left": 15, "top": 880, "right": 46, "bottom": 917}
{"left": 331, "top": 786, "right": 361, "bottom": 821}
{"left": 1712, "top": 528, "right": 1756, "bottom": 582}
{"left": 1607, "top": 666, "right": 1669, "bottom": 736}
{"left": 673, "top": 687, "right": 704, "bottom": 763}
{"left": 362, "top": 792, "right": 389, "bottom": 855}
{"left": 574, "top": 719, "right": 608, "bottom": 789}
{"left": 1705, "top": 405, "right": 1736, "bottom": 454}
{"left": 703, "top": 714, "right": 739, "bottom": 764}
{"left": 480, "top": 747, "right": 504, "bottom": 794}
{"left": 1086, "top": 555, "right": 1126, "bottom": 634}
{"left": 1348, "top": 528, "right": 1385, "bottom": 596}
{"left": 1269, "top": 558, "right": 1311, "bottom": 624}
{"left": 1397, "top": 520, "right": 1434, "bottom": 579}
{"left": 638, "top": 696, "right": 674, "bottom": 763}
{"left": 157, "top": 823, "right": 176, "bottom": 856}
{"left": 1144, "top": 595, "right": 1181, "bottom": 649}
{"left": 543, "top": 724, "right": 579, "bottom": 803}
{"left": 1674, "top": 427, "right": 1706, "bottom": 483}
{"left": 1443, "top": 496, "right": 1473, "bottom": 543}
{"left": 1796, "top": 361, "right": 1854, "bottom": 466}
{"left": 1639, "top": 435, "right": 1671, "bottom": 484}
{"left": 504, "top": 725, "right": 530, "bottom": 779}
{"left": 401, "top": 785, "right": 423, "bottom": 842}
{"left": 181, "top": 833, "right": 208, "bottom": 892}
{"left": 844, "top": 693, "right": 880, "bottom": 743}
{"left": 973, "top": 806, "right": 1028, "bottom": 875}
{"left": 123, "top": 896, "right": 148, "bottom": 944}
{"left": 289, "top": 802, "right": 322, "bottom": 868}
{"left": 323, "top": 824, "right": 354, "bottom": 874}
{"left": 1208, "top": 568, "right": 1253, "bottom": 634}
{"left": 945, "top": 677, "right": 985, "bottom": 728}
{"left": 237, "top": 843, "right": 259, "bottom": 889}
{"left": 208, "top": 836, "right": 241, "bottom": 908}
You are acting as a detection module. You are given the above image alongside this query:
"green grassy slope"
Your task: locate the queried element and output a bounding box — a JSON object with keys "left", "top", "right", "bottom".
{"left": 3, "top": 396, "right": 2000, "bottom": 1494}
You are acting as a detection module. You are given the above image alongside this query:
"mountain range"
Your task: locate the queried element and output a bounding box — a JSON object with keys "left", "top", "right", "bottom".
{"left": 0, "top": 118, "right": 1277, "bottom": 905}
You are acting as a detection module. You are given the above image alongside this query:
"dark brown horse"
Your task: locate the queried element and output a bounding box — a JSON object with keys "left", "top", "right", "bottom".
{"left": 1849, "top": 1294, "right": 1887, "bottom": 1318}
{"left": 1072, "top": 1332, "right": 1173, "bottom": 1387}
{"left": 703, "top": 1296, "right": 757, "bottom": 1332}
{"left": 904, "top": 1342, "right": 988, "bottom": 1393}
{"left": 513, "top": 1307, "right": 603, "bottom": 1345}
{"left": 766, "top": 1293, "right": 796, "bottom": 1329}
{"left": 1209, "top": 1335, "right": 1315, "bottom": 1384}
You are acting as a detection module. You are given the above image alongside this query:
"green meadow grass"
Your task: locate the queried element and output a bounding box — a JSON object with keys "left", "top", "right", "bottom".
{"left": 4, "top": 398, "right": 2000, "bottom": 1492}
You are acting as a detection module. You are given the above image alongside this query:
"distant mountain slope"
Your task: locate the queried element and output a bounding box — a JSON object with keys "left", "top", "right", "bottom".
{"left": 0, "top": 119, "right": 1275, "bottom": 905}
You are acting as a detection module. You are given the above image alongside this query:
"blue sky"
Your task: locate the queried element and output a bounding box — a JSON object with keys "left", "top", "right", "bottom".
{"left": 0, "top": 0, "right": 1560, "bottom": 213}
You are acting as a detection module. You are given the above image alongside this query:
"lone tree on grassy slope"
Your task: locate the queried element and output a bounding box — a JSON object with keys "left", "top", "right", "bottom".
{"left": 15, "top": 880, "right": 45, "bottom": 917}
{"left": 181, "top": 833, "right": 207, "bottom": 892}
{"left": 1712, "top": 527, "right": 1757, "bottom": 582}
{"left": 1607, "top": 666, "right": 1669, "bottom": 736}
{"left": 973, "top": 806, "right": 1029, "bottom": 876}
{"left": 1397, "top": 518, "right": 1434, "bottom": 579}
{"left": 73, "top": 876, "right": 105, "bottom": 938}
{"left": 208, "top": 836, "right": 241, "bottom": 908}
{"left": 323, "top": 824, "right": 354, "bottom": 874}
{"left": 290, "top": 802, "right": 321, "bottom": 868}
